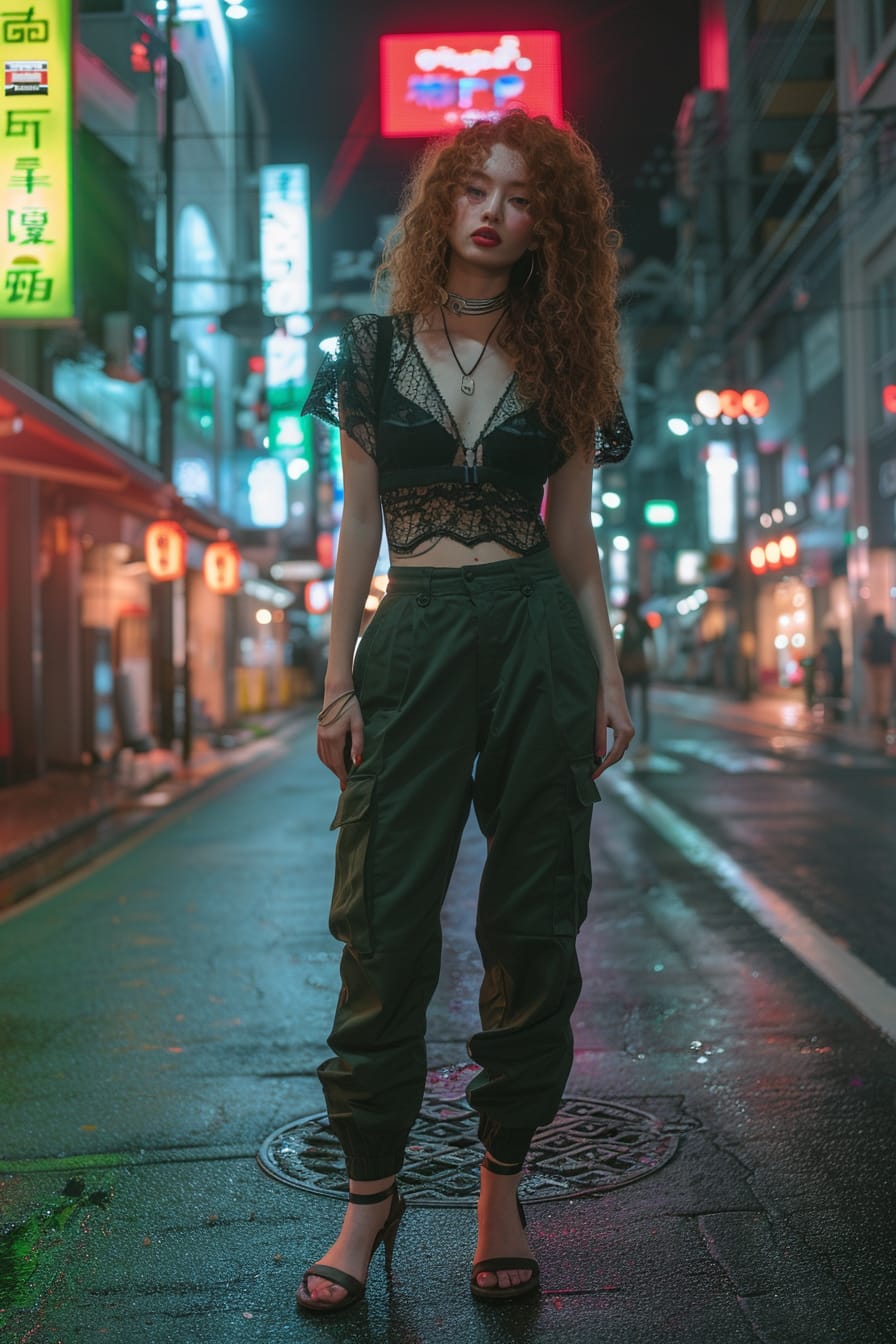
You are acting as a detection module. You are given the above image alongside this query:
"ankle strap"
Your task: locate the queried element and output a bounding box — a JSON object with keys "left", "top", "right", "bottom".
{"left": 481, "top": 1158, "right": 524, "bottom": 1176}
{"left": 347, "top": 1181, "right": 397, "bottom": 1205}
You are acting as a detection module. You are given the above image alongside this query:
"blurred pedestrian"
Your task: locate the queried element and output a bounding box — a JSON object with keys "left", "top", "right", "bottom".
{"left": 296, "top": 110, "right": 634, "bottom": 1311}
{"left": 819, "top": 626, "right": 844, "bottom": 701}
{"left": 861, "top": 613, "right": 895, "bottom": 733}
{"left": 618, "top": 592, "right": 653, "bottom": 745}
{"left": 818, "top": 626, "right": 844, "bottom": 718}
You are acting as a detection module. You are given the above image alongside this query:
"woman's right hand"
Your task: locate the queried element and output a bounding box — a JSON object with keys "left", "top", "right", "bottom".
{"left": 316, "top": 690, "right": 365, "bottom": 790}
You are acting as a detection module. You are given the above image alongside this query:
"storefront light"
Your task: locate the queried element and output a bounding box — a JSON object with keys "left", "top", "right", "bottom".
{"left": 255, "top": 608, "right": 273, "bottom": 626}
{"left": 287, "top": 457, "right": 310, "bottom": 480}
{"left": 784, "top": 500, "right": 797, "bottom": 516}
{"left": 750, "top": 545, "right": 767, "bottom": 573}
{"left": 774, "top": 634, "right": 789, "bottom": 650}
{"left": 602, "top": 491, "right": 621, "bottom": 509}
{"left": 612, "top": 535, "right": 630, "bottom": 552}
{"left": 779, "top": 534, "right": 798, "bottom": 561}
{"left": 792, "top": 632, "right": 806, "bottom": 648}
{"left": 225, "top": 3, "right": 249, "bottom": 18}
{"left": 590, "top": 511, "right": 603, "bottom": 527}
{"left": 771, "top": 507, "right": 784, "bottom": 523}
{"left": 766, "top": 541, "right": 781, "bottom": 566}
{"left": 856, "top": 524, "right": 869, "bottom": 541}
{"left": 668, "top": 417, "right": 690, "bottom": 436}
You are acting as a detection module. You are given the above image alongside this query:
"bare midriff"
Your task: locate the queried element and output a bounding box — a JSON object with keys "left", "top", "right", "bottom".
{"left": 389, "top": 537, "right": 523, "bottom": 568}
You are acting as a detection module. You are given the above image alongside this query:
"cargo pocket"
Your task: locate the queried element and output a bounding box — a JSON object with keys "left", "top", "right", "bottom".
{"left": 328, "top": 772, "right": 376, "bottom": 955}
{"left": 552, "top": 757, "right": 600, "bottom": 935}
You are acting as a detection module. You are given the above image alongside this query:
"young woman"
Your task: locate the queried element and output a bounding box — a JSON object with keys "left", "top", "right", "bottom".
{"left": 296, "top": 109, "right": 634, "bottom": 1312}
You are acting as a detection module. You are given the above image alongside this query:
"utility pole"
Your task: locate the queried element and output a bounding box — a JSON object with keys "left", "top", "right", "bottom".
{"left": 155, "top": 0, "right": 178, "bottom": 751}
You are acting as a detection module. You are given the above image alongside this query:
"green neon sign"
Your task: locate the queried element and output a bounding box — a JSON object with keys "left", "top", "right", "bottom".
{"left": 0, "top": 0, "right": 74, "bottom": 323}
{"left": 644, "top": 500, "right": 678, "bottom": 526}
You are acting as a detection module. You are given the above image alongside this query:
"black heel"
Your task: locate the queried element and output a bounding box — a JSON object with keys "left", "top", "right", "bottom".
{"left": 297, "top": 1182, "right": 405, "bottom": 1314}
{"left": 471, "top": 1159, "right": 540, "bottom": 1302}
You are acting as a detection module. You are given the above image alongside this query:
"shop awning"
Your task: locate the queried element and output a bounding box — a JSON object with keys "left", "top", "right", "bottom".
{"left": 0, "top": 369, "right": 228, "bottom": 540}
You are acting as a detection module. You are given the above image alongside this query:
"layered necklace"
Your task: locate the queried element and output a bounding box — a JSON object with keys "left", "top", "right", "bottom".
{"left": 440, "top": 307, "right": 506, "bottom": 396}
{"left": 443, "top": 288, "right": 508, "bottom": 316}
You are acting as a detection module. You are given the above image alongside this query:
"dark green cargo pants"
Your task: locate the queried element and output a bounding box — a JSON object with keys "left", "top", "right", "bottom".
{"left": 318, "top": 546, "right": 601, "bottom": 1180}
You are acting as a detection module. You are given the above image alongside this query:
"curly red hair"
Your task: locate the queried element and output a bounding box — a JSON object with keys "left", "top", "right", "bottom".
{"left": 377, "top": 110, "right": 622, "bottom": 459}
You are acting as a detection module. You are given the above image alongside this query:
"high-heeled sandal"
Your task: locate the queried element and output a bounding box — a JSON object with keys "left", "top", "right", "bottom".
{"left": 296, "top": 1181, "right": 405, "bottom": 1314}
{"left": 470, "top": 1157, "right": 541, "bottom": 1302}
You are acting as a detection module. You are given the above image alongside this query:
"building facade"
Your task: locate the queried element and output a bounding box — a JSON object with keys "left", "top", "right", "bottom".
{"left": 0, "top": 0, "right": 292, "bottom": 789}
{"left": 651, "top": 0, "right": 896, "bottom": 707}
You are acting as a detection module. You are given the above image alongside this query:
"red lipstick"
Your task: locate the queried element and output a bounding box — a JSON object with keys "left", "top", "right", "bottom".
{"left": 472, "top": 228, "right": 501, "bottom": 247}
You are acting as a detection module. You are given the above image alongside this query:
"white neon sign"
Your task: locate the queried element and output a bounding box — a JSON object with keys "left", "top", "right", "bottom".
{"left": 260, "top": 164, "right": 311, "bottom": 317}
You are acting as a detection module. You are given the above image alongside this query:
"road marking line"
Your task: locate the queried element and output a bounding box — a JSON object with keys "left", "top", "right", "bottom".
{"left": 605, "top": 775, "right": 896, "bottom": 1045}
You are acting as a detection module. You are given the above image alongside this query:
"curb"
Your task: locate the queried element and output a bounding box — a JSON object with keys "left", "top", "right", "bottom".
{"left": 0, "top": 712, "right": 311, "bottom": 913}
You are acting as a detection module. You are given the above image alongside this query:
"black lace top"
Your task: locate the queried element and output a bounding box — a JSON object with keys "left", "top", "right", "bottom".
{"left": 302, "top": 313, "right": 632, "bottom": 557}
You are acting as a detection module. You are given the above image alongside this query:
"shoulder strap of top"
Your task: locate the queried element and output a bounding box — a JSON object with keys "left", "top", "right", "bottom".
{"left": 373, "top": 315, "right": 393, "bottom": 413}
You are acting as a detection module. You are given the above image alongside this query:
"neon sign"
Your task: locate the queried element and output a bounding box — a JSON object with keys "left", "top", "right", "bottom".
{"left": 0, "top": 0, "right": 74, "bottom": 322}
{"left": 380, "top": 31, "right": 562, "bottom": 137}
{"left": 260, "top": 164, "right": 310, "bottom": 317}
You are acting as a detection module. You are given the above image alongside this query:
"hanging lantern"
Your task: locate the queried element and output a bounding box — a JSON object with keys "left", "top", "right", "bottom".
{"left": 742, "top": 388, "right": 770, "bottom": 420}
{"left": 145, "top": 519, "right": 188, "bottom": 581}
{"left": 203, "top": 538, "right": 241, "bottom": 595}
{"left": 718, "top": 388, "right": 744, "bottom": 419}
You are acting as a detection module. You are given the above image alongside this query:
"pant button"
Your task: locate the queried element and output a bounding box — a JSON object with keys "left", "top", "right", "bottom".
{"left": 464, "top": 572, "right": 474, "bottom": 582}
{"left": 521, "top": 583, "right": 533, "bottom": 596}
{"left": 416, "top": 593, "right": 430, "bottom": 606}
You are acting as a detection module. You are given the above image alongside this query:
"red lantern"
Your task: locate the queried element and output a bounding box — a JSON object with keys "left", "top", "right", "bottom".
{"left": 750, "top": 545, "right": 767, "bottom": 574}
{"left": 316, "top": 532, "right": 335, "bottom": 570}
{"left": 883, "top": 384, "right": 896, "bottom": 415}
{"left": 779, "top": 534, "right": 798, "bottom": 562}
{"left": 718, "top": 388, "right": 744, "bottom": 418}
{"left": 145, "top": 520, "right": 187, "bottom": 581}
{"left": 203, "top": 539, "right": 241, "bottom": 595}
{"left": 742, "top": 388, "right": 770, "bottom": 420}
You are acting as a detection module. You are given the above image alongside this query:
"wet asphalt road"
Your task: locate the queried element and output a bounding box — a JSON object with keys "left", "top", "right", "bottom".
{"left": 1, "top": 699, "right": 895, "bottom": 1343}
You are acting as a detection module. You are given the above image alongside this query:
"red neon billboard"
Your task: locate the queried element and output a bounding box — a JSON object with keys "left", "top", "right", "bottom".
{"left": 380, "top": 31, "right": 563, "bottom": 138}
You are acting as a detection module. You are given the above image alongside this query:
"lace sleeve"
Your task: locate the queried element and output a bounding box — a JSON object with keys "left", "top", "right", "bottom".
{"left": 301, "top": 313, "right": 380, "bottom": 459}
{"left": 594, "top": 398, "right": 633, "bottom": 468}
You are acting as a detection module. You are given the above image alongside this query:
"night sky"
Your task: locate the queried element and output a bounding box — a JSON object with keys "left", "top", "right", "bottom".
{"left": 232, "top": 0, "right": 700, "bottom": 291}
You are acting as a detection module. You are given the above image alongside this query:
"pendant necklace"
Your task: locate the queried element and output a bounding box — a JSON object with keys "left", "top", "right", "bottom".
{"left": 443, "top": 288, "right": 508, "bottom": 316}
{"left": 440, "top": 307, "right": 506, "bottom": 396}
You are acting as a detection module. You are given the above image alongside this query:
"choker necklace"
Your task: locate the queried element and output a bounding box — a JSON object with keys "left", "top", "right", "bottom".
{"left": 443, "top": 289, "right": 508, "bottom": 316}
{"left": 440, "top": 307, "right": 506, "bottom": 396}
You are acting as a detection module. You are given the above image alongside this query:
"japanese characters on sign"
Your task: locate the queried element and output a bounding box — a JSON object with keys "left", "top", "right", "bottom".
{"left": 379, "top": 31, "right": 563, "bottom": 137}
{"left": 1, "top": 2, "right": 74, "bottom": 321}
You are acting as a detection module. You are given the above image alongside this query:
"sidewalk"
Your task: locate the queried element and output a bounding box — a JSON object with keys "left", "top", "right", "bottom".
{"left": 0, "top": 709, "right": 310, "bottom": 909}
{"left": 653, "top": 684, "right": 896, "bottom": 759}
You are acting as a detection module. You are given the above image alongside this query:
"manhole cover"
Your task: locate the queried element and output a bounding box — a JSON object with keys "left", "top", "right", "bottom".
{"left": 257, "top": 1072, "right": 685, "bottom": 1206}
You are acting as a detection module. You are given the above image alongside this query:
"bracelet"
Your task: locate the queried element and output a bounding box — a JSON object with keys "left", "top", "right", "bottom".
{"left": 317, "top": 690, "right": 357, "bottom": 727}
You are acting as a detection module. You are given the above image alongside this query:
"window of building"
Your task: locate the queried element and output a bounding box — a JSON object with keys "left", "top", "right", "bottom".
{"left": 870, "top": 269, "right": 896, "bottom": 433}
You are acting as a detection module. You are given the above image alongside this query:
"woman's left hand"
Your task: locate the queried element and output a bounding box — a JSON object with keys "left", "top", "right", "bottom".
{"left": 592, "top": 678, "right": 635, "bottom": 777}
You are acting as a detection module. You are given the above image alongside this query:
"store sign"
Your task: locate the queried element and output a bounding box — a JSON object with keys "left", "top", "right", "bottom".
{"left": 706, "top": 441, "right": 737, "bottom": 544}
{"left": 0, "top": 0, "right": 74, "bottom": 322}
{"left": 380, "top": 31, "right": 562, "bottom": 137}
{"left": 260, "top": 164, "right": 310, "bottom": 317}
{"left": 247, "top": 457, "right": 288, "bottom": 528}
